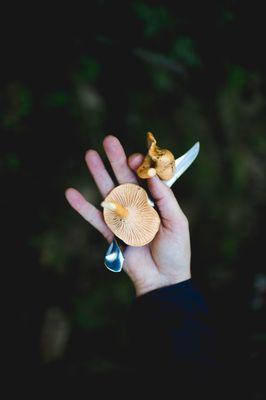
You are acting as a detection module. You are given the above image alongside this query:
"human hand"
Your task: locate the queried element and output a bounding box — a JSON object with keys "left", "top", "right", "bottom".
{"left": 65, "top": 135, "right": 191, "bottom": 296}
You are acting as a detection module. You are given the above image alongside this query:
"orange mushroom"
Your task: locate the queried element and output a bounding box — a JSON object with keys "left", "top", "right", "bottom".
{"left": 101, "top": 183, "right": 160, "bottom": 246}
{"left": 137, "top": 132, "right": 175, "bottom": 180}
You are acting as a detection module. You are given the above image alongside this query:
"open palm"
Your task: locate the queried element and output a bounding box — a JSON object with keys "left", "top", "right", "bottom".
{"left": 65, "top": 135, "right": 191, "bottom": 296}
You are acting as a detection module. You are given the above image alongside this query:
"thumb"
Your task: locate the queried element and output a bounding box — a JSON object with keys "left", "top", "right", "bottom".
{"left": 147, "top": 175, "right": 187, "bottom": 229}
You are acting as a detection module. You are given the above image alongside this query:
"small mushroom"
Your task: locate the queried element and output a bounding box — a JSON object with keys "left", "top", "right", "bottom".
{"left": 135, "top": 154, "right": 157, "bottom": 179}
{"left": 137, "top": 132, "right": 176, "bottom": 180}
{"left": 101, "top": 183, "right": 160, "bottom": 246}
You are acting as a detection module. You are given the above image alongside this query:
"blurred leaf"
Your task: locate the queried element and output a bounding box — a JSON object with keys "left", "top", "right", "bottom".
{"left": 134, "top": 48, "right": 184, "bottom": 74}
{"left": 220, "top": 234, "right": 239, "bottom": 260}
{"left": 2, "top": 83, "right": 32, "bottom": 129}
{"left": 151, "top": 68, "right": 173, "bottom": 91}
{"left": 133, "top": 3, "right": 174, "bottom": 38}
{"left": 4, "top": 153, "right": 21, "bottom": 170}
{"left": 73, "top": 56, "right": 101, "bottom": 84}
{"left": 44, "top": 91, "right": 70, "bottom": 108}
{"left": 227, "top": 65, "right": 247, "bottom": 91}
{"left": 171, "top": 36, "right": 201, "bottom": 68}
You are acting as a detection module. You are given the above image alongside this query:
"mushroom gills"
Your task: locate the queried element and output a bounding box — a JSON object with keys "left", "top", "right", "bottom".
{"left": 101, "top": 183, "right": 160, "bottom": 247}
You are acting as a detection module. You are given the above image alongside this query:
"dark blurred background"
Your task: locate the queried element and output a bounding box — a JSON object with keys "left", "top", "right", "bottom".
{"left": 1, "top": 1, "right": 265, "bottom": 396}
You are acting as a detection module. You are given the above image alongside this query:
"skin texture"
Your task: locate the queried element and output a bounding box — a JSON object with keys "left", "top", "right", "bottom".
{"left": 65, "top": 135, "right": 191, "bottom": 296}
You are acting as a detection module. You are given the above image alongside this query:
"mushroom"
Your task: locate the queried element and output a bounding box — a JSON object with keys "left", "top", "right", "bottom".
{"left": 137, "top": 132, "right": 176, "bottom": 180}
{"left": 101, "top": 183, "right": 160, "bottom": 246}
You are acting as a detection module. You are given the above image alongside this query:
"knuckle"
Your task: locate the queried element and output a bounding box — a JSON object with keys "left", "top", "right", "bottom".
{"left": 111, "top": 155, "right": 126, "bottom": 167}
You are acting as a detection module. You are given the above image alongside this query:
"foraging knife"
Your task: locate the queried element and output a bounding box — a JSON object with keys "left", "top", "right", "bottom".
{"left": 104, "top": 141, "right": 200, "bottom": 272}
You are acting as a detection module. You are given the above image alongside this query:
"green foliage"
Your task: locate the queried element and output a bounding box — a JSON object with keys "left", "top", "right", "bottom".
{"left": 227, "top": 65, "right": 247, "bottom": 91}
{"left": 4, "top": 1, "right": 265, "bottom": 388}
{"left": 2, "top": 83, "right": 32, "bottom": 129}
{"left": 171, "top": 36, "right": 201, "bottom": 68}
{"left": 44, "top": 91, "right": 70, "bottom": 108}
{"left": 133, "top": 2, "right": 175, "bottom": 38}
{"left": 2, "top": 153, "right": 21, "bottom": 171}
{"left": 73, "top": 56, "right": 101, "bottom": 84}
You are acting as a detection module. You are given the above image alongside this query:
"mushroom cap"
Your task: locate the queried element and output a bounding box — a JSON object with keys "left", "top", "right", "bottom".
{"left": 102, "top": 183, "right": 160, "bottom": 246}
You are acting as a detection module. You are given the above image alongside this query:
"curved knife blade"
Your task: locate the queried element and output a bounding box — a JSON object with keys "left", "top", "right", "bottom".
{"left": 148, "top": 141, "right": 200, "bottom": 206}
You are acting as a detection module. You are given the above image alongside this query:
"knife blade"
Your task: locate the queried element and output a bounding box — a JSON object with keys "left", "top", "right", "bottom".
{"left": 148, "top": 141, "right": 200, "bottom": 206}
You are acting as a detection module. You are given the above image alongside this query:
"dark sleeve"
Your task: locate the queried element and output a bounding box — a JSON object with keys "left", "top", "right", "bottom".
{"left": 126, "top": 279, "right": 225, "bottom": 396}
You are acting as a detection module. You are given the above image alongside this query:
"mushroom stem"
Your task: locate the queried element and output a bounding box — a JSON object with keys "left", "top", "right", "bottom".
{"left": 147, "top": 168, "right": 157, "bottom": 177}
{"left": 101, "top": 201, "right": 129, "bottom": 218}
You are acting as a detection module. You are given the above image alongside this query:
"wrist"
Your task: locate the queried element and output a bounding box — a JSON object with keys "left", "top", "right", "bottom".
{"left": 135, "top": 271, "right": 191, "bottom": 297}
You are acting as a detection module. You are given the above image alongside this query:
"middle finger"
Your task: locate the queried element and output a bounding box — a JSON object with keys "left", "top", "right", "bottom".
{"left": 103, "top": 135, "right": 139, "bottom": 184}
{"left": 85, "top": 149, "right": 115, "bottom": 197}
